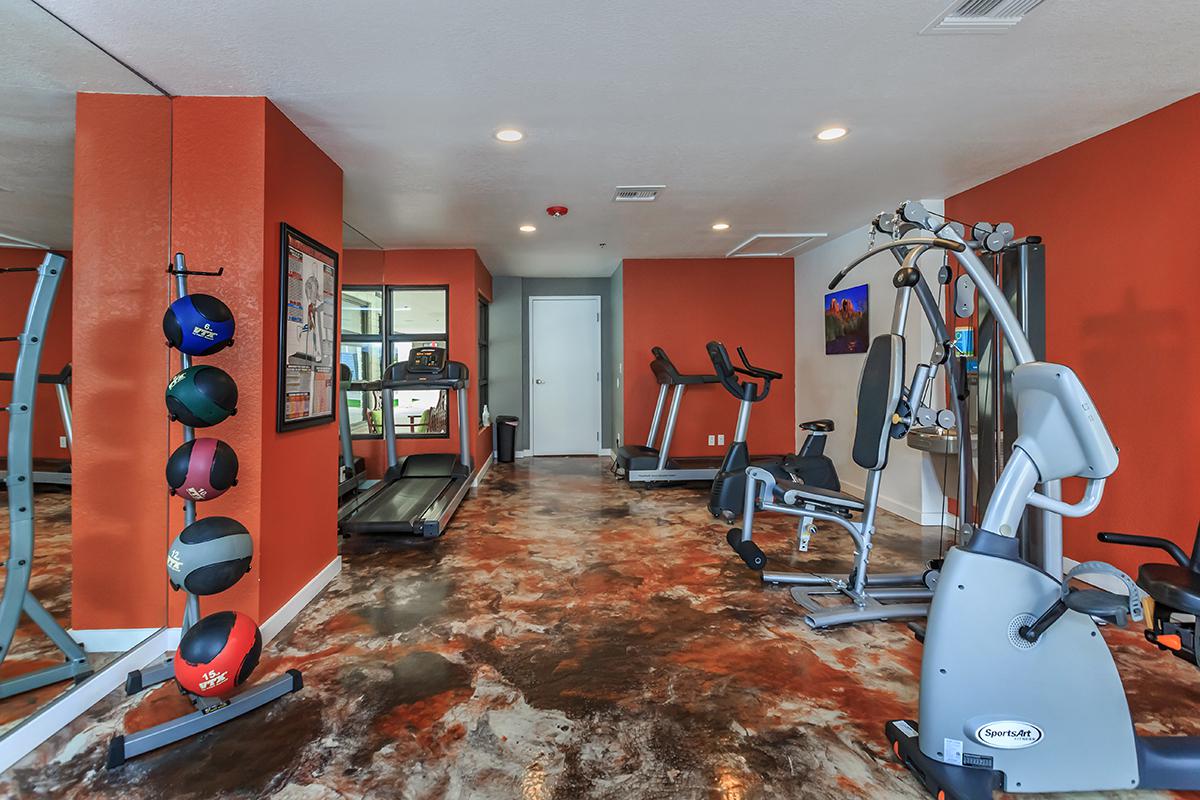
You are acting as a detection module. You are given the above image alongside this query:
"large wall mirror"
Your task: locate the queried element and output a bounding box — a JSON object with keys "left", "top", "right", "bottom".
{"left": 0, "top": 0, "right": 169, "bottom": 766}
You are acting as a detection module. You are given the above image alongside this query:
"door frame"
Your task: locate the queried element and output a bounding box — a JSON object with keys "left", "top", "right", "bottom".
{"left": 527, "top": 294, "right": 603, "bottom": 456}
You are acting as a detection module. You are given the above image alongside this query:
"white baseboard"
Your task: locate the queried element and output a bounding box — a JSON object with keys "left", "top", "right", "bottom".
{"left": 260, "top": 556, "right": 341, "bottom": 644}
{"left": 473, "top": 452, "right": 494, "bottom": 487}
{"left": 515, "top": 449, "right": 532, "bottom": 459}
{"left": 69, "top": 556, "right": 341, "bottom": 652}
{"left": 68, "top": 626, "right": 165, "bottom": 654}
{"left": 0, "top": 628, "right": 171, "bottom": 774}
{"left": 839, "top": 479, "right": 924, "bottom": 525}
{"left": 3, "top": 558, "right": 340, "bottom": 774}
{"left": 598, "top": 448, "right": 613, "bottom": 457}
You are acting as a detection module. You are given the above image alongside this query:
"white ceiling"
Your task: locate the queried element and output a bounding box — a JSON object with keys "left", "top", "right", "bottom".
{"left": 14, "top": 1, "right": 1200, "bottom": 274}
{"left": 0, "top": 0, "right": 158, "bottom": 250}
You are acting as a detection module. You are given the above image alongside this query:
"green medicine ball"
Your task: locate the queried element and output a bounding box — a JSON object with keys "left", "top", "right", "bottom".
{"left": 166, "top": 365, "right": 238, "bottom": 428}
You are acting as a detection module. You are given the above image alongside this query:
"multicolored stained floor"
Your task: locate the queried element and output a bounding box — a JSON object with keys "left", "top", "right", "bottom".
{"left": 0, "top": 489, "right": 117, "bottom": 736}
{"left": 3, "top": 457, "right": 1200, "bottom": 798}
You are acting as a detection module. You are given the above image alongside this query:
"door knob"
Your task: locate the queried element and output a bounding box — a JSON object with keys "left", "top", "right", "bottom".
{"left": 535, "top": 379, "right": 546, "bottom": 384}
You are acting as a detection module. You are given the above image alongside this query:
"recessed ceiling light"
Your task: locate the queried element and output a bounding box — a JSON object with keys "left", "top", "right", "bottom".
{"left": 519, "top": 224, "right": 537, "bottom": 233}
{"left": 495, "top": 129, "right": 524, "bottom": 142}
{"left": 816, "top": 126, "right": 848, "bottom": 141}
{"left": 712, "top": 222, "right": 730, "bottom": 231}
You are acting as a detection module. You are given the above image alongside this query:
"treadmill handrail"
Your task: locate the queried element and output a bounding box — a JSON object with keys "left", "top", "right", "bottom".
{"left": 382, "top": 377, "right": 466, "bottom": 390}
{"left": 649, "top": 346, "right": 720, "bottom": 386}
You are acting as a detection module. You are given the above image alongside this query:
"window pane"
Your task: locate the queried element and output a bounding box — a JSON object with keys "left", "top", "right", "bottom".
{"left": 342, "top": 288, "right": 383, "bottom": 336}
{"left": 393, "top": 389, "right": 448, "bottom": 436}
{"left": 387, "top": 340, "right": 449, "bottom": 436}
{"left": 345, "top": 389, "right": 383, "bottom": 436}
{"left": 340, "top": 342, "right": 384, "bottom": 437}
{"left": 390, "top": 288, "right": 447, "bottom": 335}
{"left": 340, "top": 342, "right": 383, "bottom": 382}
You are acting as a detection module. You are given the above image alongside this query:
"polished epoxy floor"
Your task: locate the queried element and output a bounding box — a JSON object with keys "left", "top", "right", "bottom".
{"left": 4, "top": 457, "right": 1199, "bottom": 799}
{"left": 0, "top": 490, "right": 118, "bottom": 735}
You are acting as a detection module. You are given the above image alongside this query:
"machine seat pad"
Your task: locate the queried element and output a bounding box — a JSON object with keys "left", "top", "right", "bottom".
{"left": 799, "top": 419, "right": 835, "bottom": 432}
{"left": 1138, "top": 563, "right": 1200, "bottom": 615}
{"left": 773, "top": 480, "right": 864, "bottom": 512}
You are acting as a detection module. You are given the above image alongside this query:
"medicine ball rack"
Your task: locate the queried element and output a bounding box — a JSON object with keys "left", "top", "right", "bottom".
{"left": 0, "top": 252, "right": 92, "bottom": 698}
{"left": 108, "top": 254, "right": 302, "bottom": 768}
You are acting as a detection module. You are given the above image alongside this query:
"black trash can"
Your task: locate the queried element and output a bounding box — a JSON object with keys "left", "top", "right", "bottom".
{"left": 496, "top": 415, "right": 519, "bottom": 463}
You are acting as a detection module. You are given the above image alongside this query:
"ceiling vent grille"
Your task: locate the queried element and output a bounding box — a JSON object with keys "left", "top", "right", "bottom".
{"left": 922, "top": 0, "right": 1048, "bottom": 34}
{"left": 612, "top": 185, "right": 666, "bottom": 202}
{"left": 726, "top": 233, "right": 827, "bottom": 259}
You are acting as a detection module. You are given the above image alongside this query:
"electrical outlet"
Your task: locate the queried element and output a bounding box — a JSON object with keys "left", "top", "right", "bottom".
{"left": 717, "top": 434, "right": 725, "bottom": 445}
{"left": 59, "top": 436, "right": 67, "bottom": 449}
{"left": 707, "top": 434, "right": 716, "bottom": 446}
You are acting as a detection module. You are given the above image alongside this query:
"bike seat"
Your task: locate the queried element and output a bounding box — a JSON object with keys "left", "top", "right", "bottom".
{"left": 799, "top": 419, "right": 834, "bottom": 432}
{"left": 773, "top": 480, "right": 864, "bottom": 512}
{"left": 1138, "top": 563, "right": 1200, "bottom": 616}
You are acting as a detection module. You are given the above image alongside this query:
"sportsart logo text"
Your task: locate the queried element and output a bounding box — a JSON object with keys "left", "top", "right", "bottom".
{"left": 167, "top": 372, "right": 186, "bottom": 390}
{"left": 975, "top": 721, "right": 1043, "bottom": 749}
{"left": 166, "top": 549, "right": 183, "bottom": 573}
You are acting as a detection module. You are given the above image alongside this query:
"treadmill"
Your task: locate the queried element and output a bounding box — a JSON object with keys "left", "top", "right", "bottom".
{"left": 338, "top": 347, "right": 472, "bottom": 537}
{"left": 336, "top": 363, "right": 367, "bottom": 500}
{"left": 614, "top": 346, "right": 725, "bottom": 484}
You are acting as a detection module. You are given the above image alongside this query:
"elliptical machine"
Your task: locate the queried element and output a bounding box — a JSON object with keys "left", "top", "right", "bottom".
{"left": 884, "top": 200, "right": 1200, "bottom": 798}
{"left": 706, "top": 342, "right": 840, "bottom": 568}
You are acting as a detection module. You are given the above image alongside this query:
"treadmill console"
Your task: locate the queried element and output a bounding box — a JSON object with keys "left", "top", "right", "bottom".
{"left": 408, "top": 346, "right": 447, "bottom": 374}
{"left": 383, "top": 346, "right": 467, "bottom": 386}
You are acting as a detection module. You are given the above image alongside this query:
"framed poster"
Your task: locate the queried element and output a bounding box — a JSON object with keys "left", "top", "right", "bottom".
{"left": 277, "top": 224, "right": 339, "bottom": 431}
{"left": 824, "top": 283, "right": 869, "bottom": 355}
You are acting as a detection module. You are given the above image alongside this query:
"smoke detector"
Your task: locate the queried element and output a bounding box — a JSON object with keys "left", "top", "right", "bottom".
{"left": 612, "top": 185, "right": 666, "bottom": 202}
{"left": 922, "top": 0, "right": 1048, "bottom": 34}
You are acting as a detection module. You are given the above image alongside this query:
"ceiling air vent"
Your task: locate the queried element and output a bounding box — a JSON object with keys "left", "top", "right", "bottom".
{"left": 612, "top": 185, "right": 666, "bottom": 202}
{"left": 726, "top": 233, "right": 827, "bottom": 259}
{"left": 921, "top": 0, "right": 1048, "bottom": 34}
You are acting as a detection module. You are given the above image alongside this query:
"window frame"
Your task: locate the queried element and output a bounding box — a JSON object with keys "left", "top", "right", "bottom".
{"left": 477, "top": 296, "right": 489, "bottom": 428}
{"left": 340, "top": 283, "right": 451, "bottom": 440}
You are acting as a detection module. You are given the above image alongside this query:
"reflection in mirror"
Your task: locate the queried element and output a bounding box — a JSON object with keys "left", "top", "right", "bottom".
{"left": 337, "top": 222, "right": 381, "bottom": 503}
{"left": 0, "top": 0, "right": 166, "bottom": 737}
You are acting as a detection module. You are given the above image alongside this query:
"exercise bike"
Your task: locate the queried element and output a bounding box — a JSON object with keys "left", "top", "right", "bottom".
{"left": 705, "top": 342, "right": 840, "bottom": 568}
{"left": 1098, "top": 521, "right": 1200, "bottom": 667}
{"left": 882, "top": 200, "right": 1200, "bottom": 798}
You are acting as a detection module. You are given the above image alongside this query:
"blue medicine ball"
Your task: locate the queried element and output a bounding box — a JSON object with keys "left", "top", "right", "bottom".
{"left": 163, "top": 294, "right": 235, "bottom": 356}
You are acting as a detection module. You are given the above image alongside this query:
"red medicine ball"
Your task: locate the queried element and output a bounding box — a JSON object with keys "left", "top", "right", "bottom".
{"left": 174, "top": 610, "right": 262, "bottom": 698}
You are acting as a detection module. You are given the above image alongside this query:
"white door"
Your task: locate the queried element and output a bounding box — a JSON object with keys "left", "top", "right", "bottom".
{"left": 529, "top": 296, "right": 602, "bottom": 455}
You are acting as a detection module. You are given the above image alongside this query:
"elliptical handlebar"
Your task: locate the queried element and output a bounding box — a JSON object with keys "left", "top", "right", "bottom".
{"left": 735, "top": 346, "right": 783, "bottom": 380}
{"left": 707, "top": 341, "right": 778, "bottom": 403}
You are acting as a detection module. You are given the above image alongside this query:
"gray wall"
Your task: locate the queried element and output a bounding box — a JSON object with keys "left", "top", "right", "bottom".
{"left": 488, "top": 276, "right": 524, "bottom": 436}
{"left": 610, "top": 265, "right": 623, "bottom": 449}
{"left": 488, "top": 276, "right": 617, "bottom": 452}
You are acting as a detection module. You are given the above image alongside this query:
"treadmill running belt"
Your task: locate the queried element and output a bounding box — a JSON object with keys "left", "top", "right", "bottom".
{"left": 341, "top": 476, "right": 451, "bottom": 533}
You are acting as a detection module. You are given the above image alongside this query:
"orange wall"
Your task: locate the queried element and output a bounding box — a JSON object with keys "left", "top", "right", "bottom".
{"left": 622, "top": 258, "right": 795, "bottom": 457}
{"left": 343, "top": 248, "right": 493, "bottom": 478}
{"left": 72, "top": 93, "right": 173, "bottom": 630}
{"left": 946, "top": 93, "right": 1200, "bottom": 574}
{"left": 169, "top": 96, "right": 268, "bottom": 622}
{"left": 260, "top": 101, "right": 343, "bottom": 615}
{"left": 169, "top": 97, "right": 343, "bottom": 623}
{"left": 0, "top": 249, "right": 71, "bottom": 460}
{"left": 73, "top": 95, "right": 342, "bottom": 632}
